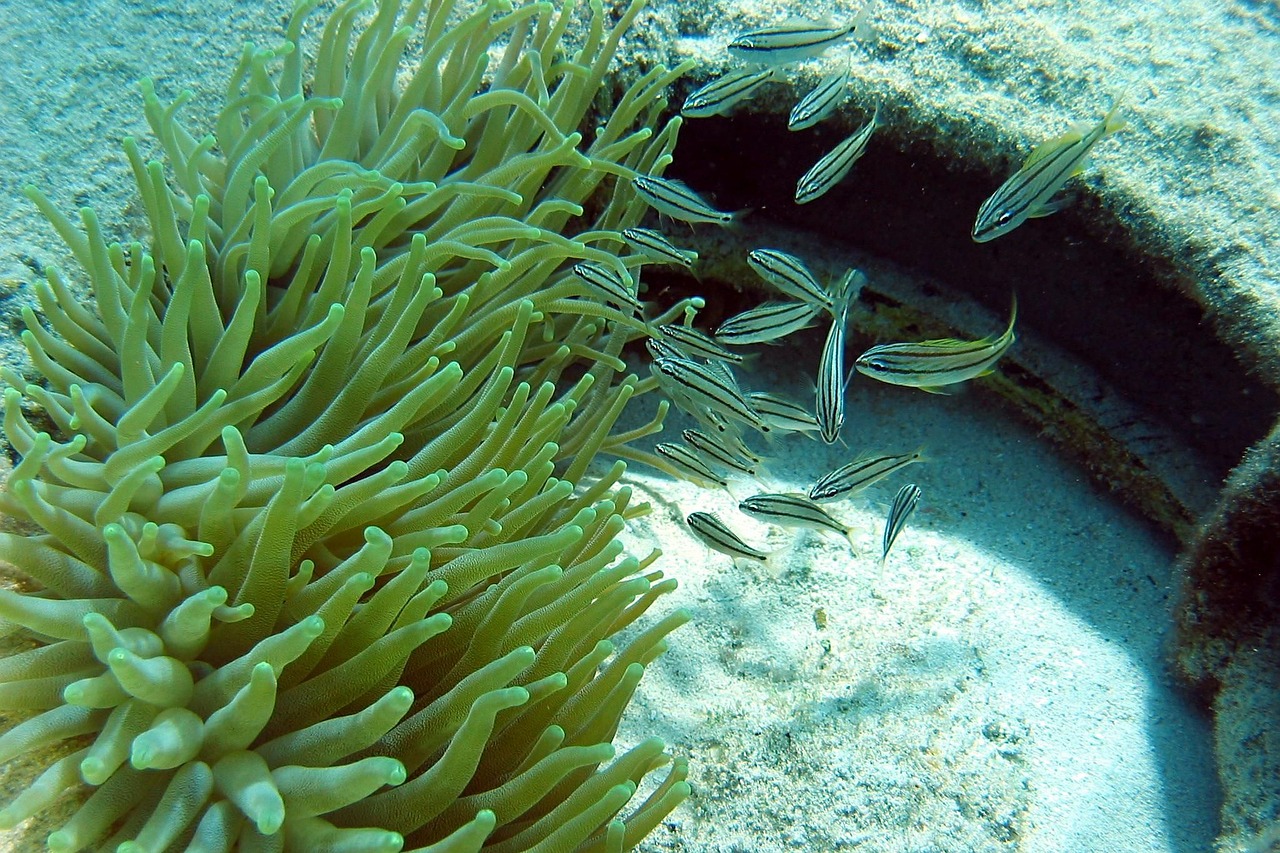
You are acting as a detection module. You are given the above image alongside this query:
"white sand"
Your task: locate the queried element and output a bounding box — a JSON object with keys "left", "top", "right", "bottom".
{"left": 611, "top": 333, "right": 1219, "bottom": 852}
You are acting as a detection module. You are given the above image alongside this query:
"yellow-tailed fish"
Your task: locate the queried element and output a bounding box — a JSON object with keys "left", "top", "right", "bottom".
{"left": 972, "top": 100, "right": 1126, "bottom": 242}
{"left": 747, "top": 391, "right": 822, "bottom": 435}
{"left": 682, "top": 68, "right": 775, "bottom": 118}
{"left": 795, "top": 107, "right": 879, "bottom": 205}
{"left": 622, "top": 227, "right": 698, "bottom": 270}
{"left": 881, "top": 483, "right": 921, "bottom": 566}
{"left": 747, "top": 249, "right": 835, "bottom": 314}
{"left": 686, "top": 511, "right": 779, "bottom": 570}
{"left": 572, "top": 261, "right": 639, "bottom": 313}
{"left": 808, "top": 449, "right": 926, "bottom": 502}
{"left": 655, "top": 442, "right": 730, "bottom": 489}
{"left": 854, "top": 296, "right": 1017, "bottom": 393}
{"left": 657, "top": 324, "right": 745, "bottom": 364}
{"left": 645, "top": 337, "right": 687, "bottom": 362}
{"left": 682, "top": 429, "right": 766, "bottom": 481}
{"left": 816, "top": 289, "right": 854, "bottom": 444}
{"left": 715, "top": 301, "right": 822, "bottom": 346}
{"left": 728, "top": 2, "right": 876, "bottom": 65}
{"left": 632, "top": 174, "right": 742, "bottom": 226}
{"left": 739, "top": 492, "right": 856, "bottom": 552}
{"left": 653, "top": 356, "right": 773, "bottom": 435}
{"left": 789, "top": 58, "right": 851, "bottom": 131}
{"left": 702, "top": 413, "right": 762, "bottom": 463}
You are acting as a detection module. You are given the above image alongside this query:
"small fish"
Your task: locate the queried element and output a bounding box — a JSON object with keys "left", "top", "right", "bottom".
{"left": 645, "top": 337, "right": 687, "bottom": 362}
{"left": 739, "top": 492, "right": 855, "bottom": 551}
{"left": 655, "top": 442, "right": 729, "bottom": 489}
{"left": 747, "top": 391, "right": 822, "bottom": 434}
{"left": 572, "top": 261, "right": 638, "bottom": 312}
{"left": 816, "top": 298, "right": 852, "bottom": 444}
{"left": 632, "top": 175, "right": 740, "bottom": 226}
{"left": 622, "top": 227, "right": 698, "bottom": 270}
{"left": 789, "top": 61, "right": 851, "bottom": 131}
{"left": 881, "top": 483, "right": 922, "bottom": 566}
{"left": 972, "top": 100, "right": 1127, "bottom": 242}
{"left": 855, "top": 297, "right": 1017, "bottom": 393}
{"left": 657, "top": 324, "right": 746, "bottom": 364}
{"left": 702, "top": 413, "right": 762, "bottom": 462}
{"left": 652, "top": 357, "right": 772, "bottom": 435}
{"left": 686, "top": 511, "right": 777, "bottom": 569}
{"left": 682, "top": 429, "right": 764, "bottom": 480}
{"left": 808, "top": 449, "right": 926, "bottom": 502}
{"left": 682, "top": 68, "right": 775, "bottom": 118}
{"left": 715, "top": 301, "right": 822, "bottom": 345}
{"left": 728, "top": 3, "right": 876, "bottom": 65}
{"left": 747, "top": 249, "right": 834, "bottom": 313}
{"left": 795, "top": 107, "right": 879, "bottom": 205}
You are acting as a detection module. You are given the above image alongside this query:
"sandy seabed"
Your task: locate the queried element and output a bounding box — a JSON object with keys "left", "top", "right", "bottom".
{"left": 609, "top": 331, "right": 1219, "bottom": 852}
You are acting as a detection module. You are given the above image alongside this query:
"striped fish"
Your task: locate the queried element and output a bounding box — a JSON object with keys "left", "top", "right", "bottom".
{"left": 683, "top": 68, "right": 775, "bottom": 118}
{"left": 808, "top": 449, "right": 926, "bottom": 502}
{"left": 622, "top": 227, "right": 698, "bottom": 270}
{"left": 815, "top": 299, "right": 851, "bottom": 444}
{"left": 881, "top": 483, "right": 922, "bottom": 566}
{"left": 657, "top": 324, "right": 745, "bottom": 364}
{"left": 728, "top": 3, "right": 876, "bottom": 65}
{"left": 702, "top": 412, "right": 761, "bottom": 462}
{"left": 795, "top": 108, "right": 879, "bottom": 205}
{"left": 655, "top": 442, "right": 729, "bottom": 488}
{"left": 645, "top": 337, "right": 687, "bottom": 362}
{"left": 632, "top": 175, "right": 739, "bottom": 225}
{"left": 715, "top": 301, "right": 822, "bottom": 345}
{"left": 855, "top": 297, "right": 1017, "bottom": 392}
{"left": 747, "top": 249, "right": 835, "bottom": 314}
{"left": 572, "top": 261, "right": 638, "bottom": 312}
{"left": 747, "top": 391, "right": 821, "bottom": 434}
{"left": 789, "top": 61, "right": 851, "bottom": 131}
{"left": 686, "top": 511, "right": 776, "bottom": 568}
{"left": 682, "top": 429, "right": 764, "bottom": 480}
{"left": 972, "top": 101, "right": 1126, "bottom": 242}
{"left": 739, "top": 492, "right": 855, "bottom": 551}
{"left": 652, "top": 357, "right": 773, "bottom": 435}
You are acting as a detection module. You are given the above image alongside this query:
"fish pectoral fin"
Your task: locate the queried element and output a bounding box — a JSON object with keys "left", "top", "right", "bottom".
{"left": 1028, "top": 195, "right": 1071, "bottom": 218}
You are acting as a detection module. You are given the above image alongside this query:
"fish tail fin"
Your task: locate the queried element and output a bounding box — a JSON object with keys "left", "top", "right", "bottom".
{"left": 723, "top": 207, "right": 755, "bottom": 233}
{"left": 763, "top": 546, "right": 789, "bottom": 577}
{"left": 1102, "top": 96, "right": 1128, "bottom": 136}
{"left": 851, "top": 0, "right": 878, "bottom": 42}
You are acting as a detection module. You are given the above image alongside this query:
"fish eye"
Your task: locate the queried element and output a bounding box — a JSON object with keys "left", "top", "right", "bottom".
{"left": 867, "top": 357, "right": 889, "bottom": 371}
{"left": 997, "top": 211, "right": 1014, "bottom": 226}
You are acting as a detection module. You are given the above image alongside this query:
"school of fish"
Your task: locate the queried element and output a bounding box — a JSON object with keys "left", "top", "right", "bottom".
{"left": 600, "top": 1, "right": 1123, "bottom": 571}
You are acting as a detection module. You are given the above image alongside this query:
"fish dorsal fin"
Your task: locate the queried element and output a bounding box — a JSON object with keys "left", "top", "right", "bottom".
{"left": 911, "top": 335, "right": 971, "bottom": 348}
{"left": 1021, "top": 128, "right": 1083, "bottom": 169}
{"left": 659, "top": 176, "right": 697, "bottom": 197}
{"left": 780, "top": 15, "right": 831, "bottom": 27}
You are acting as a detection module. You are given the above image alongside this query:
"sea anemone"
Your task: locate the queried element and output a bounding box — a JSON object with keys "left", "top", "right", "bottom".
{"left": 0, "top": 0, "right": 693, "bottom": 849}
